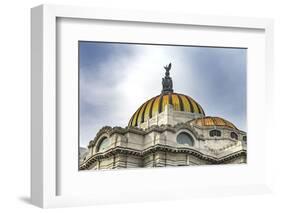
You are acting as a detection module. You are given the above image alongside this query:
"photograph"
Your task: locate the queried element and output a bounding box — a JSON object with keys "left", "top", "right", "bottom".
{"left": 78, "top": 41, "right": 247, "bottom": 170}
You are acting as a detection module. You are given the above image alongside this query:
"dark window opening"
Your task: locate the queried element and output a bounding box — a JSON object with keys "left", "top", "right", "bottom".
{"left": 209, "top": 129, "right": 221, "bottom": 137}
{"left": 177, "top": 132, "right": 194, "bottom": 146}
{"left": 230, "top": 132, "right": 238, "bottom": 140}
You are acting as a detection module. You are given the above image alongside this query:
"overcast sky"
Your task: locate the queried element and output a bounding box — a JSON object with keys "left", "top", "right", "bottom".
{"left": 79, "top": 42, "right": 247, "bottom": 148}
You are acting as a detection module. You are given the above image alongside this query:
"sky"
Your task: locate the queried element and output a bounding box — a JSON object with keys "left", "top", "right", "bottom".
{"left": 79, "top": 41, "right": 247, "bottom": 148}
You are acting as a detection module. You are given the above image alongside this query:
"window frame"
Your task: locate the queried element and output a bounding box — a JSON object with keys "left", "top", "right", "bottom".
{"left": 176, "top": 131, "right": 195, "bottom": 146}
{"left": 230, "top": 132, "right": 238, "bottom": 140}
{"left": 209, "top": 129, "right": 222, "bottom": 137}
{"left": 96, "top": 137, "right": 110, "bottom": 152}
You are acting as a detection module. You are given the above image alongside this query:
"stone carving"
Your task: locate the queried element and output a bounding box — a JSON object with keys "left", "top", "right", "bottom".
{"left": 164, "top": 62, "right": 172, "bottom": 76}
{"left": 162, "top": 63, "right": 174, "bottom": 94}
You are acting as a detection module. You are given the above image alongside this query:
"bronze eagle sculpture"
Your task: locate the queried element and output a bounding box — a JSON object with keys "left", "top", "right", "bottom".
{"left": 164, "top": 63, "right": 172, "bottom": 73}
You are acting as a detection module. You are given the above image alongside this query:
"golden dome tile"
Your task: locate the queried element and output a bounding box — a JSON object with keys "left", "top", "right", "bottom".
{"left": 128, "top": 93, "right": 205, "bottom": 127}
{"left": 190, "top": 116, "right": 237, "bottom": 129}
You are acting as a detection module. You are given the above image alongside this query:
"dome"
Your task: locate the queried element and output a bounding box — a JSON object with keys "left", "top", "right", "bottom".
{"left": 190, "top": 116, "right": 237, "bottom": 129}
{"left": 128, "top": 92, "right": 205, "bottom": 127}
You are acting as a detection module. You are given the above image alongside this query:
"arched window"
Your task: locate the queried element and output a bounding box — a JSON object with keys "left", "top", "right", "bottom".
{"left": 177, "top": 132, "right": 194, "bottom": 146}
{"left": 243, "top": 135, "right": 247, "bottom": 142}
{"left": 230, "top": 132, "right": 238, "bottom": 140}
{"left": 97, "top": 137, "right": 110, "bottom": 152}
{"left": 209, "top": 129, "right": 221, "bottom": 137}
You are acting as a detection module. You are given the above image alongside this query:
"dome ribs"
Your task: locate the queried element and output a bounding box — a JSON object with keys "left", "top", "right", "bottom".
{"left": 190, "top": 116, "right": 238, "bottom": 130}
{"left": 199, "top": 104, "right": 205, "bottom": 115}
{"left": 128, "top": 115, "right": 133, "bottom": 126}
{"left": 212, "top": 117, "right": 219, "bottom": 126}
{"left": 195, "top": 102, "right": 203, "bottom": 114}
{"left": 184, "top": 95, "right": 194, "bottom": 113}
{"left": 132, "top": 108, "right": 140, "bottom": 126}
{"left": 168, "top": 93, "right": 173, "bottom": 106}
{"left": 149, "top": 95, "right": 158, "bottom": 119}
{"left": 189, "top": 96, "right": 200, "bottom": 114}
{"left": 128, "top": 93, "right": 205, "bottom": 127}
{"left": 161, "top": 95, "right": 169, "bottom": 112}
{"left": 132, "top": 106, "right": 142, "bottom": 127}
{"left": 152, "top": 96, "right": 161, "bottom": 117}
{"left": 214, "top": 117, "right": 224, "bottom": 126}
{"left": 140, "top": 100, "right": 150, "bottom": 123}
{"left": 171, "top": 94, "right": 181, "bottom": 111}
{"left": 144, "top": 98, "right": 154, "bottom": 122}
{"left": 177, "top": 94, "right": 184, "bottom": 111}
{"left": 158, "top": 94, "right": 164, "bottom": 113}
{"left": 137, "top": 101, "right": 148, "bottom": 125}
{"left": 179, "top": 95, "right": 191, "bottom": 112}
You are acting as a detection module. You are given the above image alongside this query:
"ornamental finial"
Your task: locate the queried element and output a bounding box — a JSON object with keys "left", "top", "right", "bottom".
{"left": 162, "top": 63, "right": 173, "bottom": 94}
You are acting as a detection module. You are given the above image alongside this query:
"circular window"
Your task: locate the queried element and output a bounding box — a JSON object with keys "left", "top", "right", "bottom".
{"left": 176, "top": 132, "right": 194, "bottom": 146}
{"left": 230, "top": 132, "right": 238, "bottom": 140}
{"left": 97, "top": 137, "right": 110, "bottom": 152}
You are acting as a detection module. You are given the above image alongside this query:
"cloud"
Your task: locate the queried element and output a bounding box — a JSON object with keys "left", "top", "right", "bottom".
{"left": 79, "top": 42, "right": 246, "bottom": 147}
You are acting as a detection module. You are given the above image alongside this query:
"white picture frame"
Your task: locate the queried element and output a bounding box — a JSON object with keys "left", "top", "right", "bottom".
{"left": 31, "top": 4, "right": 274, "bottom": 208}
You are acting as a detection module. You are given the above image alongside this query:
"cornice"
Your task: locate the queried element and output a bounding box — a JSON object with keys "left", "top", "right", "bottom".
{"left": 80, "top": 144, "right": 246, "bottom": 170}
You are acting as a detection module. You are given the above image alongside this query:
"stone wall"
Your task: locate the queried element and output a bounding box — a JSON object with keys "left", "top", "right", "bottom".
{"left": 80, "top": 106, "right": 247, "bottom": 170}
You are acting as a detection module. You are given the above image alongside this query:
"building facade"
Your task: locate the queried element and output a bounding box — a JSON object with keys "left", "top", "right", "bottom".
{"left": 79, "top": 64, "right": 247, "bottom": 170}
